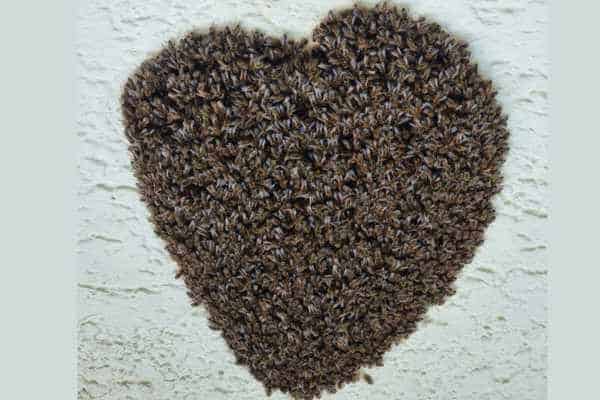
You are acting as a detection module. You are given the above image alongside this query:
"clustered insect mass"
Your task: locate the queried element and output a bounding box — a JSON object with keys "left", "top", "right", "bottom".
{"left": 121, "top": 2, "right": 508, "bottom": 398}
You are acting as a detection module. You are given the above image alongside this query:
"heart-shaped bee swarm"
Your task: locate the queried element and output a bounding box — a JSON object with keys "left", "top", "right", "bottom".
{"left": 121, "top": 2, "right": 508, "bottom": 398}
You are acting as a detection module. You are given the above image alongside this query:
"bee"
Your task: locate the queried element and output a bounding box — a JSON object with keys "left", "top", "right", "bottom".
{"left": 120, "top": 2, "right": 509, "bottom": 398}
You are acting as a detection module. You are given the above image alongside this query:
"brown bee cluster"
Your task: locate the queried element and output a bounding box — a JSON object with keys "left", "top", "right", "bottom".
{"left": 121, "top": 2, "right": 508, "bottom": 399}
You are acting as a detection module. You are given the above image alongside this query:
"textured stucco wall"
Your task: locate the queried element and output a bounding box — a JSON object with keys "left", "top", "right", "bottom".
{"left": 76, "top": 0, "right": 548, "bottom": 399}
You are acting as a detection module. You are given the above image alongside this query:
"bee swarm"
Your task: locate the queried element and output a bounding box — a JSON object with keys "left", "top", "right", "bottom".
{"left": 121, "top": 3, "right": 508, "bottom": 399}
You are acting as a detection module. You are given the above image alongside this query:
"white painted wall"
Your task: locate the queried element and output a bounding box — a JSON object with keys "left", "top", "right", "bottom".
{"left": 77, "top": 1, "right": 548, "bottom": 399}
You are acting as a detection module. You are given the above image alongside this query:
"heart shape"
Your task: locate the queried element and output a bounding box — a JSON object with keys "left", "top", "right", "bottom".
{"left": 121, "top": 3, "right": 508, "bottom": 398}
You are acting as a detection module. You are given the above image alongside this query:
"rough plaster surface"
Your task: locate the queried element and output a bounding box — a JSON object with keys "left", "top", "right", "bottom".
{"left": 76, "top": 1, "right": 549, "bottom": 399}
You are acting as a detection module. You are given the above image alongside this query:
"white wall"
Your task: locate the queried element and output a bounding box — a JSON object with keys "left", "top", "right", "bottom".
{"left": 77, "top": 1, "right": 548, "bottom": 399}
